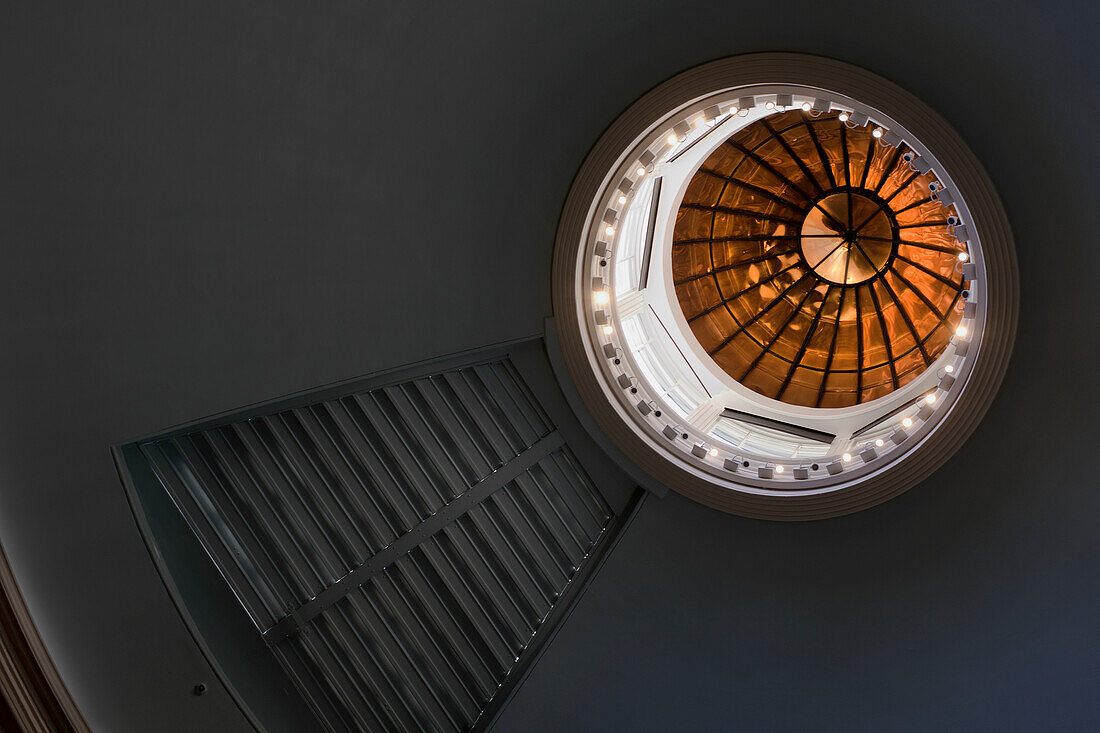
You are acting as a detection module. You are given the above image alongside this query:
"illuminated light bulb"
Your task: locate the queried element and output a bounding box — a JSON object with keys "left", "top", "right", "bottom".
{"left": 842, "top": 452, "right": 852, "bottom": 462}
{"left": 872, "top": 127, "right": 884, "bottom": 138}
{"left": 667, "top": 132, "right": 679, "bottom": 145}
{"left": 604, "top": 225, "right": 615, "bottom": 236}
{"left": 764, "top": 100, "right": 775, "bottom": 110}
{"left": 956, "top": 325, "right": 968, "bottom": 338}
{"left": 838, "top": 111, "right": 850, "bottom": 122}
{"left": 602, "top": 325, "right": 613, "bottom": 335}
{"left": 694, "top": 117, "right": 705, "bottom": 128}
{"left": 902, "top": 417, "right": 913, "bottom": 428}
{"left": 801, "top": 101, "right": 812, "bottom": 111}
{"left": 925, "top": 394, "right": 937, "bottom": 405}
{"left": 958, "top": 251, "right": 969, "bottom": 262}
{"left": 636, "top": 166, "right": 646, "bottom": 176}
{"left": 945, "top": 364, "right": 955, "bottom": 374}
{"left": 729, "top": 106, "right": 738, "bottom": 116}
{"left": 594, "top": 290, "right": 610, "bottom": 305}
{"left": 875, "top": 439, "right": 884, "bottom": 447}
{"left": 708, "top": 448, "right": 719, "bottom": 457}
{"left": 775, "top": 465, "right": 784, "bottom": 473}
{"left": 617, "top": 194, "right": 627, "bottom": 205}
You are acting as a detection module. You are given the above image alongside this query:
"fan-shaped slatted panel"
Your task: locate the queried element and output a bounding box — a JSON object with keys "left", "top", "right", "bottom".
{"left": 673, "top": 110, "right": 965, "bottom": 407}
{"left": 135, "top": 354, "right": 626, "bottom": 732}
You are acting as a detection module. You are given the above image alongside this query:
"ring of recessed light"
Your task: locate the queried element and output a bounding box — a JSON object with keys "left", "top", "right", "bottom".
{"left": 552, "top": 54, "right": 1018, "bottom": 519}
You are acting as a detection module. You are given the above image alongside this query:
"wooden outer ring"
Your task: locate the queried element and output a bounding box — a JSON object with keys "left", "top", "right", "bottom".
{"left": 551, "top": 53, "right": 1018, "bottom": 520}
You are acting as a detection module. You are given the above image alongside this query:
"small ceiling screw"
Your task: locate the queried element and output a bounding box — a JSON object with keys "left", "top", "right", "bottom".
{"left": 193, "top": 683, "right": 207, "bottom": 697}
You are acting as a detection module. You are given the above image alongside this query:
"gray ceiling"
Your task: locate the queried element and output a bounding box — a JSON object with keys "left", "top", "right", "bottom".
{"left": 2, "top": 1, "right": 1098, "bottom": 730}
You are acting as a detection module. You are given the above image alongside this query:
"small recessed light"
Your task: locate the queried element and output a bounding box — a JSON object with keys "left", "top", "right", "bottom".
{"left": 842, "top": 452, "right": 852, "bottom": 462}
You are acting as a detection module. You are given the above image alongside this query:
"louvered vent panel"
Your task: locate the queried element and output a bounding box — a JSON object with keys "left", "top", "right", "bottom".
{"left": 135, "top": 355, "right": 622, "bottom": 732}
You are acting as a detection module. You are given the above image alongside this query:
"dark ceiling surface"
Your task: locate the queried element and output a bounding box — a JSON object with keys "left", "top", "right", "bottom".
{"left": 1, "top": 1, "right": 1098, "bottom": 731}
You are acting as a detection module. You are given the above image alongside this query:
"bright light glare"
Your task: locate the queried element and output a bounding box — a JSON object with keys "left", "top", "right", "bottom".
{"left": 945, "top": 364, "right": 955, "bottom": 373}
{"left": 956, "top": 325, "right": 968, "bottom": 338}
{"left": 602, "top": 325, "right": 613, "bottom": 335}
{"left": 775, "top": 465, "right": 784, "bottom": 473}
{"left": 842, "top": 453, "right": 852, "bottom": 462}
{"left": 594, "top": 291, "right": 610, "bottom": 305}
{"left": 708, "top": 448, "right": 719, "bottom": 457}
{"left": 872, "top": 127, "right": 884, "bottom": 138}
{"left": 958, "top": 251, "right": 969, "bottom": 262}
{"left": 902, "top": 417, "right": 913, "bottom": 428}
{"left": 925, "top": 394, "right": 937, "bottom": 405}
{"left": 617, "top": 195, "right": 627, "bottom": 205}
{"left": 875, "top": 439, "right": 884, "bottom": 447}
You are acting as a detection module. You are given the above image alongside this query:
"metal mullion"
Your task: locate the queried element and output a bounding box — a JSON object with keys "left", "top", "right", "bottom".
{"left": 888, "top": 264, "right": 947, "bottom": 319}
{"left": 204, "top": 429, "right": 325, "bottom": 601}
{"left": 442, "top": 372, "right": 516, "bottom": 464}
{"left": 472, "top": 363, "right": 542, "bottom": 448}
{"left": 803, "top": 119, "right": 837, "bottom": 189}
{"left": 675, "top": 247, "right": 799, "bottom": 285}
{"left": 497, "top": 359, "right": 553, "bottom": 435}
{"left": 465, "top": 503, "right": 551, "bottom": 614}
{"left": 438, "top": 523, "right": 533, "bottom": 643}
{"left": 413, "top": 377, "right": 496, "bottom": 479}
{"left": 384, "top": 561, "right": 492, "bottom": 707}
{"left": 877, "top": 275, "right": 933, "bottom": 365}
{"left": 349, "top": 587, "right": 464, "bottom": 732}
{"left": 411, "top": 544, "right": 514, "bottom": 670}
{"left": 354, "top": 392, "right": 448, "bottom": 513}
{"left": 328, "top": 399, "right": 421, "bottom": 531}
{"left": 815, "top": 289, "right": 845, "bottom": 408}
{"left": 696, "top": 167, "right": 808, "bottom": 212}
{"left": 314, "top": 606, "right": 423, "bottom": 733}
{"left": 141, "top": 443, "right": 275, "bottom": 624}
{"left": 266, "top": 413, "right": 367, "bottom": 569}
{"left": 777, "top": 285, "right": 836, "bottom": 401}
{"left": 177, "top": 435, "right": 304, "bottom": 614}
{"left": 866, "top": 282, "right": 900, "bottom": 388}
{"left": 894, "top": 253, "right": 963, "bottom": 290}
{"left": 687, "top": 260, "right": 802, "bottom": 323}
{"left": 709, "top": 271, "right": 815, "bottom": 356}
{"left": 737, "top": 278, "right": 819, "bottom": 382}
{"left": 296, "top": 405, "right": 398, "bottom": 549}
{"left": 759, "top": 116, "right": 827, "bottom": 195}
{"left": 678, "top": 202, "right": 802, "bottom": 226}
{"left": 724, "top": 139, "right": 816, "bottom": 202}
{"left": 501, "top": 477, "right": 577, "bottom": 575}
{"left": 487, "top": 489, "right": 568, "bottom": 589}
{"left": 384, "top": 385, "right": 471, "bottom": 495}
{"left": 420, "top": 536, "right": 521, "bottom": 656}
{"left": 247, "top": 417, "right": 352, "bottom": 578}
{"left": 855, "top": 283, "right": 865, "bottom": 402}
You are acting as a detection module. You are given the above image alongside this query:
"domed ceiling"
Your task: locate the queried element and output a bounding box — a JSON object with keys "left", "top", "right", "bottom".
{"left": 672, "top": 110, "right": 966, "bottom": 407}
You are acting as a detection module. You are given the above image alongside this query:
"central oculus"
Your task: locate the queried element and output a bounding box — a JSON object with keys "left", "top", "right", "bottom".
{"left": 799, "top": 191, "right": 895, "bottom": 285}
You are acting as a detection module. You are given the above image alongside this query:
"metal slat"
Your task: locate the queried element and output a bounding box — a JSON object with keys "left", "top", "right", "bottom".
{"left": 382, "top": 385, "right": 470, "bottom": 494}
{"left": 204, "top": 427, "right": 330, "bottom": 602}
{"left": 140, "top": 442, "right": 279, "bottom": 626}
{"left": 411, "top": 377, "right": 496, "bottom": 480}
{"left": 473, "top": 363, "right": 543, "bottom": 447}
{"left": 441, "top": 372, "right": 515, "bottom": 466}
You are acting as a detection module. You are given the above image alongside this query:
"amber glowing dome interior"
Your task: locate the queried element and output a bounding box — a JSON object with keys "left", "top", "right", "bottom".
{"left": 673, "top": 110, "right": 965, "bottom": 408}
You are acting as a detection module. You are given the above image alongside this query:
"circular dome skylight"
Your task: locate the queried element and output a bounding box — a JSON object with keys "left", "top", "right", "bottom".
{"left": 552, "top": 54, "right": 1018, "bottom": 519}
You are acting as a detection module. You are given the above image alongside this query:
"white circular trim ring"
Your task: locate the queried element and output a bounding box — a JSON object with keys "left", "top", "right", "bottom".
{"left": 552, "top": 53, "right": 1018, "bottom": 520}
